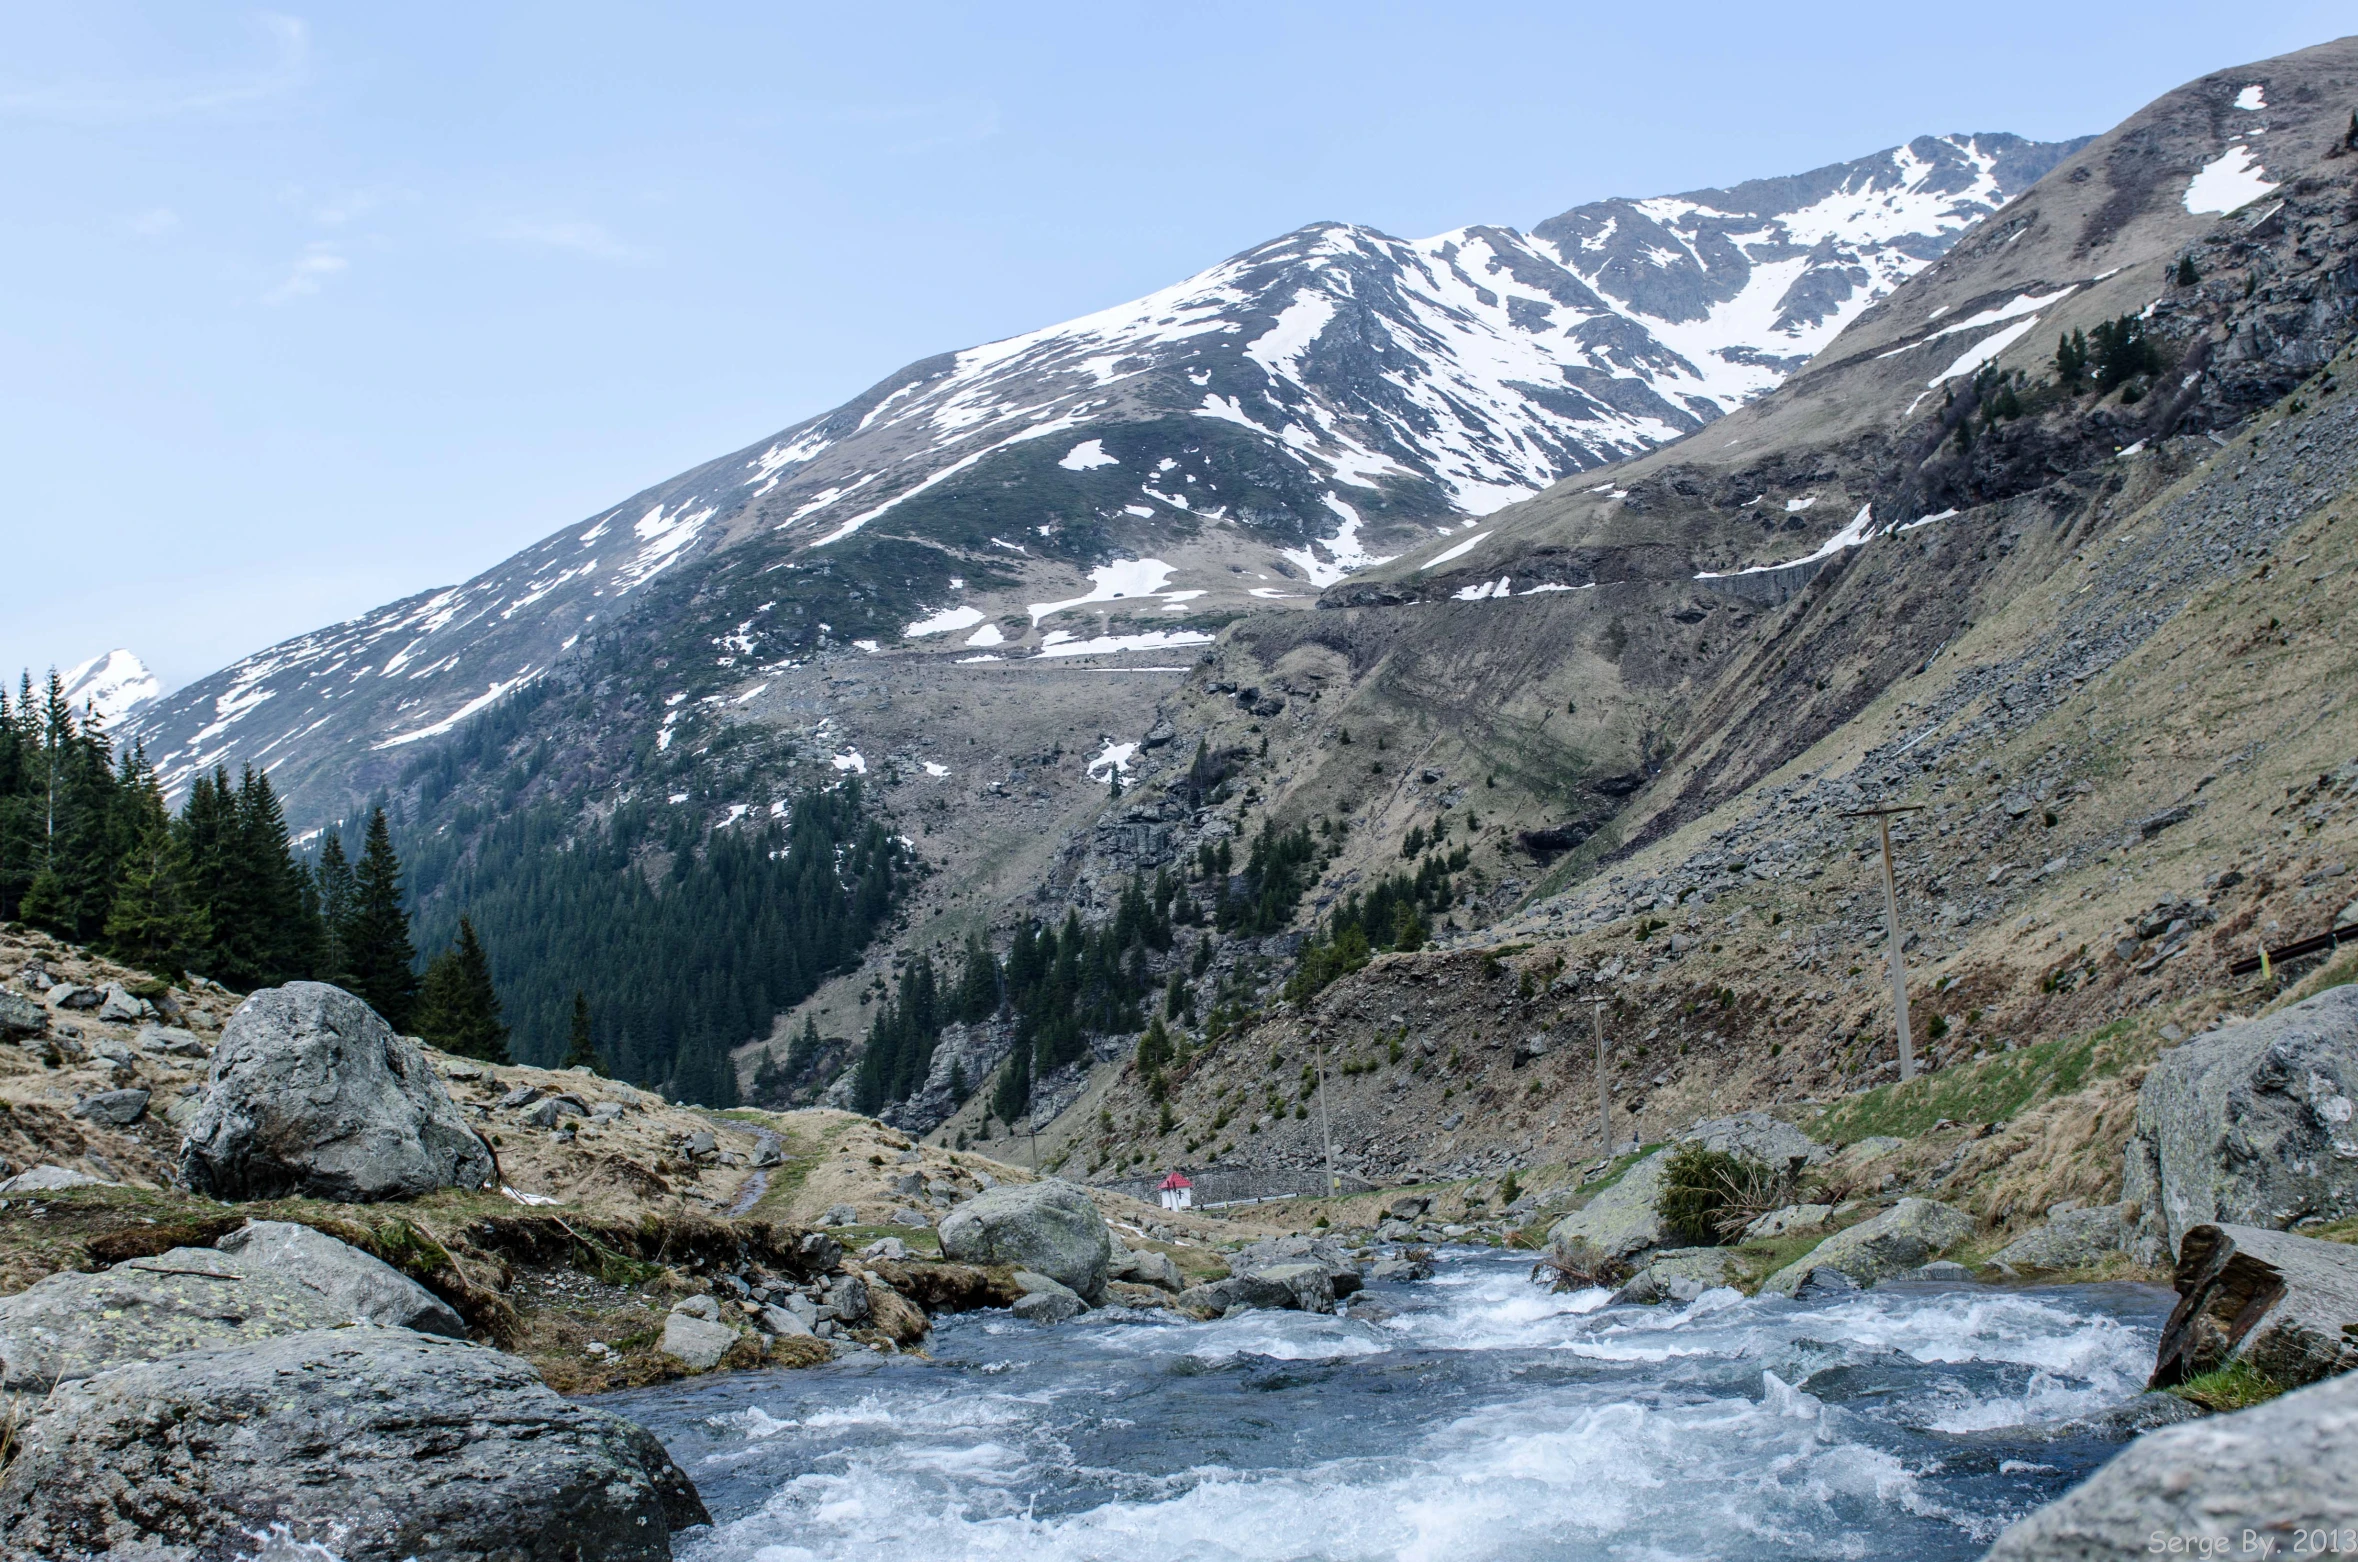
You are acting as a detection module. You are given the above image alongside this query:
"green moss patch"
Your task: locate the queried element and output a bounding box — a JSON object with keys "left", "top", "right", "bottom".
{"left": 2169, "top": 1360, "right": 2284, "bottom": 1413}
{"left": 1812, "top": 1021, "right": 2143, "bottom": 1144}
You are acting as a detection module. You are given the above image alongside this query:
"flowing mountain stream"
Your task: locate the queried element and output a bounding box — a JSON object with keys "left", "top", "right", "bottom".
{"left": 604, "top": 1250, "right": 2173, "bottom": 1561}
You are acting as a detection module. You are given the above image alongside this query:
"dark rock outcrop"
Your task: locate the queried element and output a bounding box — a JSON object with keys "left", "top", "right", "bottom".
{"left": 181, "top": 982, "right": 495, "bottom": 1202}
{"left": 2150, "top": 1223, "right": 2358, "bottom": 1391}
{"left": 0, "top": 1327, "right": 710, "bottom": 1561}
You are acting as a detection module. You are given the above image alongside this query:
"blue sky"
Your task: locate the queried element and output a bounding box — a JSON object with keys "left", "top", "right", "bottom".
{"left": 2, "top": 3, "right": 2343, "bottom": 693}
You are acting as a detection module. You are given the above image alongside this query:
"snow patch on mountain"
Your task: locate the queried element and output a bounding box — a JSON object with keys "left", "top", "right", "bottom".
{"left": 2184, "top": 146, "right": 2278, "bottom": 214}
{"left": 1028, "top": 559, "right": 1180, "bottom": 623}
{"left": 1282, "top": 494, "right": 1395, "bottom": 588}
{"left": 1058, "top": 438, "right": 1119, "bottom": 470}
{"left": 904, "top": 605, "right": 988, "bottom": 638}
{"left": 1035, "top": 629, "right": 1214, "bottom": 659}
{"left": 1422, "top": 531, "right": 1491, "bottom": 570}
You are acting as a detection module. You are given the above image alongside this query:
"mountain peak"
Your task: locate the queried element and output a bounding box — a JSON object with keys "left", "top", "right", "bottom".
{"left": 60, "top": 649, "right": 161, "bottom": 728}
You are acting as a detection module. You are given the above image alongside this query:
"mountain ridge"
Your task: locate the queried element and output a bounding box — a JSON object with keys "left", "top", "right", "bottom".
{"left": 119, "top": 131, "right": 2082, "bottom": 827}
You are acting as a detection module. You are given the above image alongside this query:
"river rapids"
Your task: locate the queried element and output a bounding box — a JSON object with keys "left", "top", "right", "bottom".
{"left": 602, "top": 1248, "right": 2174, "bottom": 1562}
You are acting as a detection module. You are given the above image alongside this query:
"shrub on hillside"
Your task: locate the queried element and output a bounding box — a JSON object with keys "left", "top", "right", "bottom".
{"left": 1655, "top": 1144, "right": 1787, "bottom": 1246}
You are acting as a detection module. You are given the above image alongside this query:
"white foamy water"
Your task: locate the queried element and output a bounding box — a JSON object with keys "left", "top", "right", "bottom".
{"left": 599, "top": 1250, "right": 2172, "bottom": 1562}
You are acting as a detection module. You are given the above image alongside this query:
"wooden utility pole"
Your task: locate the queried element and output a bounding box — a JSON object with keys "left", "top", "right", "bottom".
{"left": 1841, "top": 805, "right": 1925, "bottom": 1083}
{"left": 1591, "top": 999, "right": 1611, "bottom": 1159}
{"left": 1314, "top": 1033, "right": 1337, "bottom": 1195}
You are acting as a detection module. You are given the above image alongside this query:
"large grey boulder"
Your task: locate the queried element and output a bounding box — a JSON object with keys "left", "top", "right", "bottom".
{"left": 1760, "top": 1199, "right": 1975, "bottom": 1295}
{"left": 1176, "top": 1272, "right": 1302, "bottom": 1316}
{"left": 2121, "top": 985, "right": 2358, "bottom": 1261}
{"left": 1743, "top": 1203, "right": 1835, "bottom": 1241}
{"left": 1834, "top": 1135, "right": 1907, "bottom": 1164}
{"left": 938, "top": 1179, "right": 1113, "bottom": 1303}
{"left": 1110, "top": 1245, "right": 1184, "bottom": 1291}
{"left": 95, "top": 981, "right": 151, "bottom": 1022}
{"left": 0, "top": 1220, "right": 463, "bottom": 1391}
{"left": 137, "top": 1021, "right": 207, "bottom": 1056}
{"left": 1252, "top": 1261, "right": 1338, "bottom": 1314}
{"left": 1680, "top": 1112, "right": 1825, "bottom": 1175}
{"left": 70, "top": 1086, "right": 149, "bottom": 1125}
{"left": 0, "top": 1327, "right": 709, "bottom": 1561}
{"left": 2151, "top": 1223, "right": 2358, "bottom": 1390}
{"left": 1989, "top": 1203, "right": 2133, "bottom": 1273}
{"left": 215, "top": 1219, "right": 466, "bottom": 1336}
{"left": 181, "top": 981, "right": 495, "bottom": 1202}
{"left": 1611, "top": 1246, "right": 1742, "bottom": 1305}
{"left": 1982, "top": 1369, "right": 2358, "bottom": 1561}
{"left": 660, "top": 1307, "right": 740, "bottom": 1370}
{"left": 1009, "top": 1271, "right": 1086, "bottom": 1324}
{"left": 1545, "top": 1149, "right": 1672, "bottom": 1263}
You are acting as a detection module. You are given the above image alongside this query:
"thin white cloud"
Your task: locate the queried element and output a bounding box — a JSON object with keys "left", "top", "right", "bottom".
{"left": 121, "top": 206, "right": 179, "bottom": 239}
{"left": 497, "top": 218, "right": 650, "bottom": 264}
{"left": 0, "top": 13, "right": 309, "bottom": 124}
{"left": 263, "top": 242, "right": 347, "bottom": 304}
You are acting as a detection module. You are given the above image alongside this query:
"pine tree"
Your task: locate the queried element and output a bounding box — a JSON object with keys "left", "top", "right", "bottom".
{"left": 991, "top": 1045, "right": 1030, "bottom": 1125}
{"left": 2175, "top": 255, "right": 2199, "bottom": 287}
{"left": 236, "top": 767, "right": 321, "bottom": 983}
{"left": 786, "top": 1013, "right": 823, "bottom": 1075}
{"left": 954, "top": 933, "right": 1000, "bottom": 1022}
{"left": 18, "top": 682, "right": 132, "bottom": 942}
{"left": 103, "top": 782, "right": 211, "bottom": 979}
{"left": 314, "top": 832, "right": 356, "bottom": 984}
{"left": 181, "top": 766, "right": 266, "bottom": 986}
{"left": 2055, "top": 329, "right": 2087, "bottom": 388}
{"left": 562, "top": 989, "right": 600, "bottom": 1072}
{"left": 1136, "top": 1014, "right": 1173, "bottom": 1073}
{"left": 345, "top": 807, "right": 420, "bottom": 1029}
{"left": 0, "top": 675, "right": 42, "bottom": 921}
{"left": 415, "top": 915, "right": 509, "bottom": 1063}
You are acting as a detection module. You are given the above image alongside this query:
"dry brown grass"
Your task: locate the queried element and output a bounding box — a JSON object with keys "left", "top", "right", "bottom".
{"left": 1937, "top": 1067, "right": 2149, "bottom": 1233}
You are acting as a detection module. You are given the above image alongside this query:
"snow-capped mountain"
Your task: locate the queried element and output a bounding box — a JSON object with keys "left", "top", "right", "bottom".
{"left": 750, "top": 134, "right": 2079, "bottom": 554}
{"left": 123, "top": 132, "right": 2082, "bottom": 815}
{"left": 60, "top": 649, "right": 162, "bottom": 729}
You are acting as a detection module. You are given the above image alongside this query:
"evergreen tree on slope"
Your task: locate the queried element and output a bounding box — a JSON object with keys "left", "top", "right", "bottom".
{"left": 104, "top": 774, "right": 211, "bottom": 979}
{"left": 415, "top": 914, "right": 509, "bottom": 1063}
{"left": 562, "top": 989, "right": 601, "bottom": 1073}
{"left": 346, "top": 807, "right": 420, "bottom": 1029}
